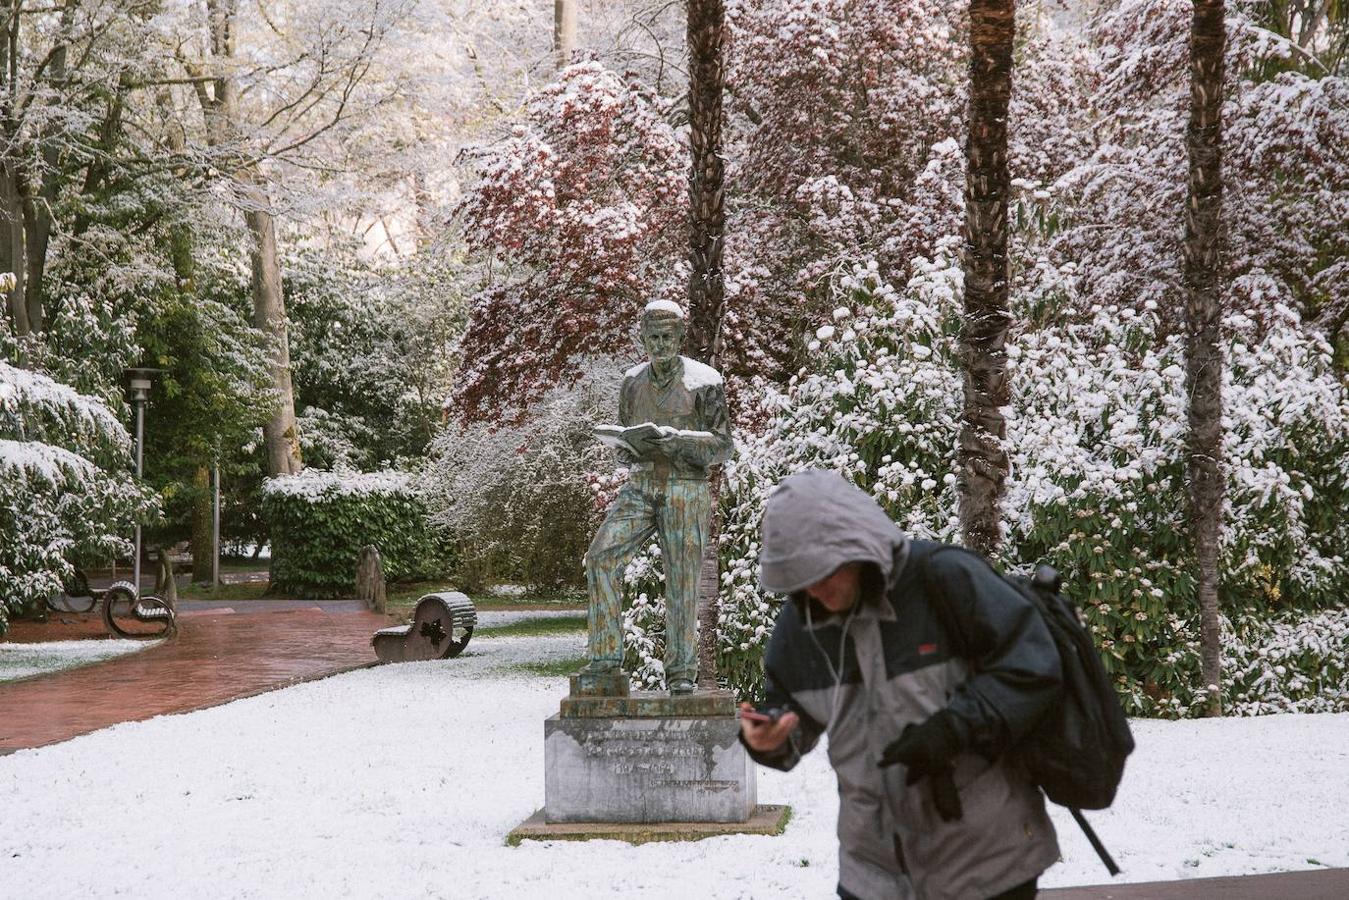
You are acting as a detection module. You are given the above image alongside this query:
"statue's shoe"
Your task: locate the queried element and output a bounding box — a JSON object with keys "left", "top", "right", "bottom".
{"left": 578, "top": 660, "right": 621, "bottom": 675}
{"left": 669, "top": 678, "right": 696, "bottom": 695}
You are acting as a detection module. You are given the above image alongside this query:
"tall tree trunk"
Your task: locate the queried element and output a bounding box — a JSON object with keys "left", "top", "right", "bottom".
{"left": 1184, "top": 0, "right": 1227, "bottom": 717}
{"left": 241, "top": 172, "right": 303, "bottom": 475}
{"left": 0, "top": 8, "right": 23, "bottom": 337}
{"left": 17, "top": 0, "right": 77, "bottom": 335}
{"left": 553, "top": 0, "right": 577, "bottom": 69}
{"left": 0, "top": 163, "right": 25, "bottom": 336}
{"left": 191, "top": 465, "right": 214, "bottom": 583}
{"left": 687, "top": 0, "right": 727, "bottom": 689}
{"left": 958, "top": 0, "right": 1015, "bottom": 557}
{"left": 194, "top": 0, "right": 302, "bottom": 476}
{"left": 686, "top": 0, "right": 727, "bottom": 366}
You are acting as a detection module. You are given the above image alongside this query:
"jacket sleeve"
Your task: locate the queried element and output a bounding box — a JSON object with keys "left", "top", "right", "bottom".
{"left": 739, "top": 663, "right": 825, "bottom": 772}
{"left": 928, "top": 551, "right": 1062, "bottom": 758}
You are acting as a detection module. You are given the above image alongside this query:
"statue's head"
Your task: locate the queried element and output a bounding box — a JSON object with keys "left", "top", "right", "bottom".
{"left": 639, "top": 300, "right": 686, "bottom": 364}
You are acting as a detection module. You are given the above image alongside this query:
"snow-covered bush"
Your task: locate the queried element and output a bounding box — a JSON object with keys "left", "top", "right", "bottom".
{"left": 262, "top": 469, "right": 442, "bottom": 597}
{"left": 686, "top": 247, "right": 1349, "bottom": 714}
{"left": 1222, "top": 608, "right": 1349, "bottom": 715}
{"left": 286, "top": 245, "right": 468, "bottom": 470}
{"left": 421, "top": 362, "right": 620, "bottom": 593}
{"left": 1052, "top": 1, "right": 1349, "bottom": 336}
{"left": 0, "top": 363, "right": 153, "bottom": 631}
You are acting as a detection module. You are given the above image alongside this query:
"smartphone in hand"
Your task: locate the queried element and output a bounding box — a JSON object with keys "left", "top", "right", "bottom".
{"left": 740, "top": 706, "right": 785, "bottom": 724}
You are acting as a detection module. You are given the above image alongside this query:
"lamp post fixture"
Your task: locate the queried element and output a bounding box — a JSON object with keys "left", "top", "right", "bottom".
{"left": 126, "top": 368, "right": 160, "bottom": 596}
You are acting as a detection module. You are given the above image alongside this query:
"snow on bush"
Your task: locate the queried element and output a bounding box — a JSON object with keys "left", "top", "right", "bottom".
{"left": 262, "top": 469, "right": 441, "bottom": 597}
{"left": 452, "top": 61, "right": 686, "bottom": 423}
{"left": 421, "top": 361, "right": 620, "bottom": 593}
{"left": 0, "top": 364, "right": 152, "bottom": 632}
{"left": 1223, "top": 608, "right": 1349, "bottom": 715}
{"left": 629, "top": 246, "right": 1349, "bottom": 715}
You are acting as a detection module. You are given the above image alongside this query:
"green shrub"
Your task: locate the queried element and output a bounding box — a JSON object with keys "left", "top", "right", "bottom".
{"left": 262, "top": 470, "right": 443, "bottom": 597}
{"left": 420, "top": 365, "right": 616, "bottom": 595}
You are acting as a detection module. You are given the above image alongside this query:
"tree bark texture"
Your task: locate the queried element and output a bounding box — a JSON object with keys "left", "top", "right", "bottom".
{"left": 687, "top": 0, "right": 728, "bottom": 687}
{"left": 1184, "top": 0, "right": 1227, "bottom": 717}
{"left": 554, "top": 0, "right": 577, "bottom": 70}
{"left": 195, "top": 0, "right": 302, "bottom": 476}
{"left": 242, "top": 173, "right": 303, "bottom": 475}
{"left": 191, "top": 465, "right": 213, "bottom": 583}
{"left": 958, "top": 0, "right": 1015, "bottom": 558}
{"left": 685, "top": 0, "right": 727, "bottom": 367}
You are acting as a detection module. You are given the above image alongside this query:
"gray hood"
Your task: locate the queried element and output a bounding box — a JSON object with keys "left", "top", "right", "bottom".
{"left": 758, "top": 469, "right": 910, "bottom": 594}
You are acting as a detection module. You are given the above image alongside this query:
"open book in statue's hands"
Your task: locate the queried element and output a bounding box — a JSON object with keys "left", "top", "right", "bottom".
{"left": 593, "top": 422, "right": 672, "bottom": 456}
{"left": 593, "top": 423, "right": 718, "bottom": 458}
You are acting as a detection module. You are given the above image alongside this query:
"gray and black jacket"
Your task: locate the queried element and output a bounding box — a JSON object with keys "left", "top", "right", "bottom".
{"left": 748, "top": 470, "right": 1062, "bottom": 900}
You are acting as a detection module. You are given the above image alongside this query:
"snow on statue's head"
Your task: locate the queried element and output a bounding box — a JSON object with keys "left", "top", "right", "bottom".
{"left": 640, "top": 299, "right": 685, "bottom": 328}
{"left": 639, "top": 299, "right": 685, "bottom": 363}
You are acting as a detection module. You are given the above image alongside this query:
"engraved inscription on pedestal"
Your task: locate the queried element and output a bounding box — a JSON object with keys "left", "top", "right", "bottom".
{"left": 543, "top": 714, "right": 755, "bottom": 824}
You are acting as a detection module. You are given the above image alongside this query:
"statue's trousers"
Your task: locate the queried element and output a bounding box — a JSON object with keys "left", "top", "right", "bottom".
{"left": 585, "top": 470, "right": 711, "bottom": 683}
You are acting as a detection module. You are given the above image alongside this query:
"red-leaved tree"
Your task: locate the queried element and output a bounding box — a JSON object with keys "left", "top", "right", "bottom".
{"left": 453, "top": 62, "right": 687, "bottom": 423}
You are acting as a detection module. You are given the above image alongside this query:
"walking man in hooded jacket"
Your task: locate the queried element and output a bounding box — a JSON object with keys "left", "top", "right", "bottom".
{"left": 741, "top": 470, "right": 1062, "bottom": 900}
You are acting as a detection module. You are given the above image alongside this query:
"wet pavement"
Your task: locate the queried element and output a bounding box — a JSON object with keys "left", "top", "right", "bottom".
{"left": 1043, "top": 867, "right": 1349, "bottom": 898}
{"left": 0, "top": 606, "right": 388, "bottom": 753}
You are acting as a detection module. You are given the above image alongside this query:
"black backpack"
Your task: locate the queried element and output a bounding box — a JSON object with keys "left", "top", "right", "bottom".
{"left": 921, "top": 547, "right": 1135, "bottom": 874}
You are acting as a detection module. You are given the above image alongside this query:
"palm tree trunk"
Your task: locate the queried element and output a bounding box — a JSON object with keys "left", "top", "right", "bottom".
{"left": 958, "top": 0, "right": 1015, "bottom": 557}
{"left": 687, "top": 0, "right": 727, "bottom": 688}
{"left": 1184, "top": 0, "right": 1227, "bottom": 717}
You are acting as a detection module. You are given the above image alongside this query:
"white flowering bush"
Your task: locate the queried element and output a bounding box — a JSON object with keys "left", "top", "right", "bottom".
{"left": 672, "top": 244, "right": 1349, "bottom": 715}
{"left": 1, "top": 363, "right": 154, "bottom": 631}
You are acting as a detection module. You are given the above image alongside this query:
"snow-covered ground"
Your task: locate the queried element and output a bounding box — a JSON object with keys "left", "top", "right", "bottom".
{"left": 0, "top": 638, "right": 157, "bottom": 683}
{"left": 1, "top": 627, "right": 1346, "bottom": 899}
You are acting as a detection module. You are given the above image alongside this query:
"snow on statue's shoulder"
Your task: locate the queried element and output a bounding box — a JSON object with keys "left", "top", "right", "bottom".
{"left": 624, "top": 360, "right": 650, "bottom": 379}
{"left": 680, "top": 356, "right": 722, "bottom": 391}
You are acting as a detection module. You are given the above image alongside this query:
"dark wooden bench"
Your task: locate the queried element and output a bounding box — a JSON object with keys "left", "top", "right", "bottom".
{"left": 372, "top": 592, "right": 477, "bottom": 662}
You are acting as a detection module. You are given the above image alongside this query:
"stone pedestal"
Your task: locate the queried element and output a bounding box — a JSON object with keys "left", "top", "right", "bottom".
{"left": 542, "top": 682, "right": 756, "bottom": 825}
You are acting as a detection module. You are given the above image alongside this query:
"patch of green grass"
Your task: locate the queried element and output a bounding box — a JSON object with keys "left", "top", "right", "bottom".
{"left": 513, "top": 655, "right": 588, "bottom": 677}
{"left": 384, "top": 581, "right": 585, "bottom": 611}
{"left": 477, "top": 615, "right": 588, "bottom": 638}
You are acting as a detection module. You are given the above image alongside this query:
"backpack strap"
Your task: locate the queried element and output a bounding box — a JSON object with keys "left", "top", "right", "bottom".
{"left": 917, "top": 546, "right": 974, "bottom": 662}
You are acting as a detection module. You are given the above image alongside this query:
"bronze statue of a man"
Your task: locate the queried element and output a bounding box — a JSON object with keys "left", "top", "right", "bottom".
{"left": 582, "top": 300, "right": 734, "bottom": 694}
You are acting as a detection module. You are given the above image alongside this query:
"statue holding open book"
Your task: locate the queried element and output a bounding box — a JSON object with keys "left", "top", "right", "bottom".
{"left": 581, "top": 300, "right": 734, "bottom": 695}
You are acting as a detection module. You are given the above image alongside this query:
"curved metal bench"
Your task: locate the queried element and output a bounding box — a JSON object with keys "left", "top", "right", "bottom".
{"left": 101, "top": 580, "right": 177, "bottom": 638}
{"left": 372, "top": 592, "right": 477, "bottom": 663}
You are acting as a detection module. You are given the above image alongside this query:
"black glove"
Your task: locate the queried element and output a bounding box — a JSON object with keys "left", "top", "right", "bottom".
{"left": 878, "top": 710, "right": 965, "bottom": 822}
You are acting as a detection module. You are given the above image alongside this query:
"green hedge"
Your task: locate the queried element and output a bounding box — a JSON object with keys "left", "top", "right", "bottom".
{"left": 262, "top": 470, "right": 442, "bottom": 597}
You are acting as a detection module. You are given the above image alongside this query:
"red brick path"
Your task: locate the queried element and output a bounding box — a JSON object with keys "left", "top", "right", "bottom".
{"left": 0, "top": 608, "right": 387, "bottom": 752}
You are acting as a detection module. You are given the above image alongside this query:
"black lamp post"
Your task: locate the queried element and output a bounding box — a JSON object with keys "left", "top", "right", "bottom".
{"left": 125, "top": 368, "right": 161, "bottom": 594}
